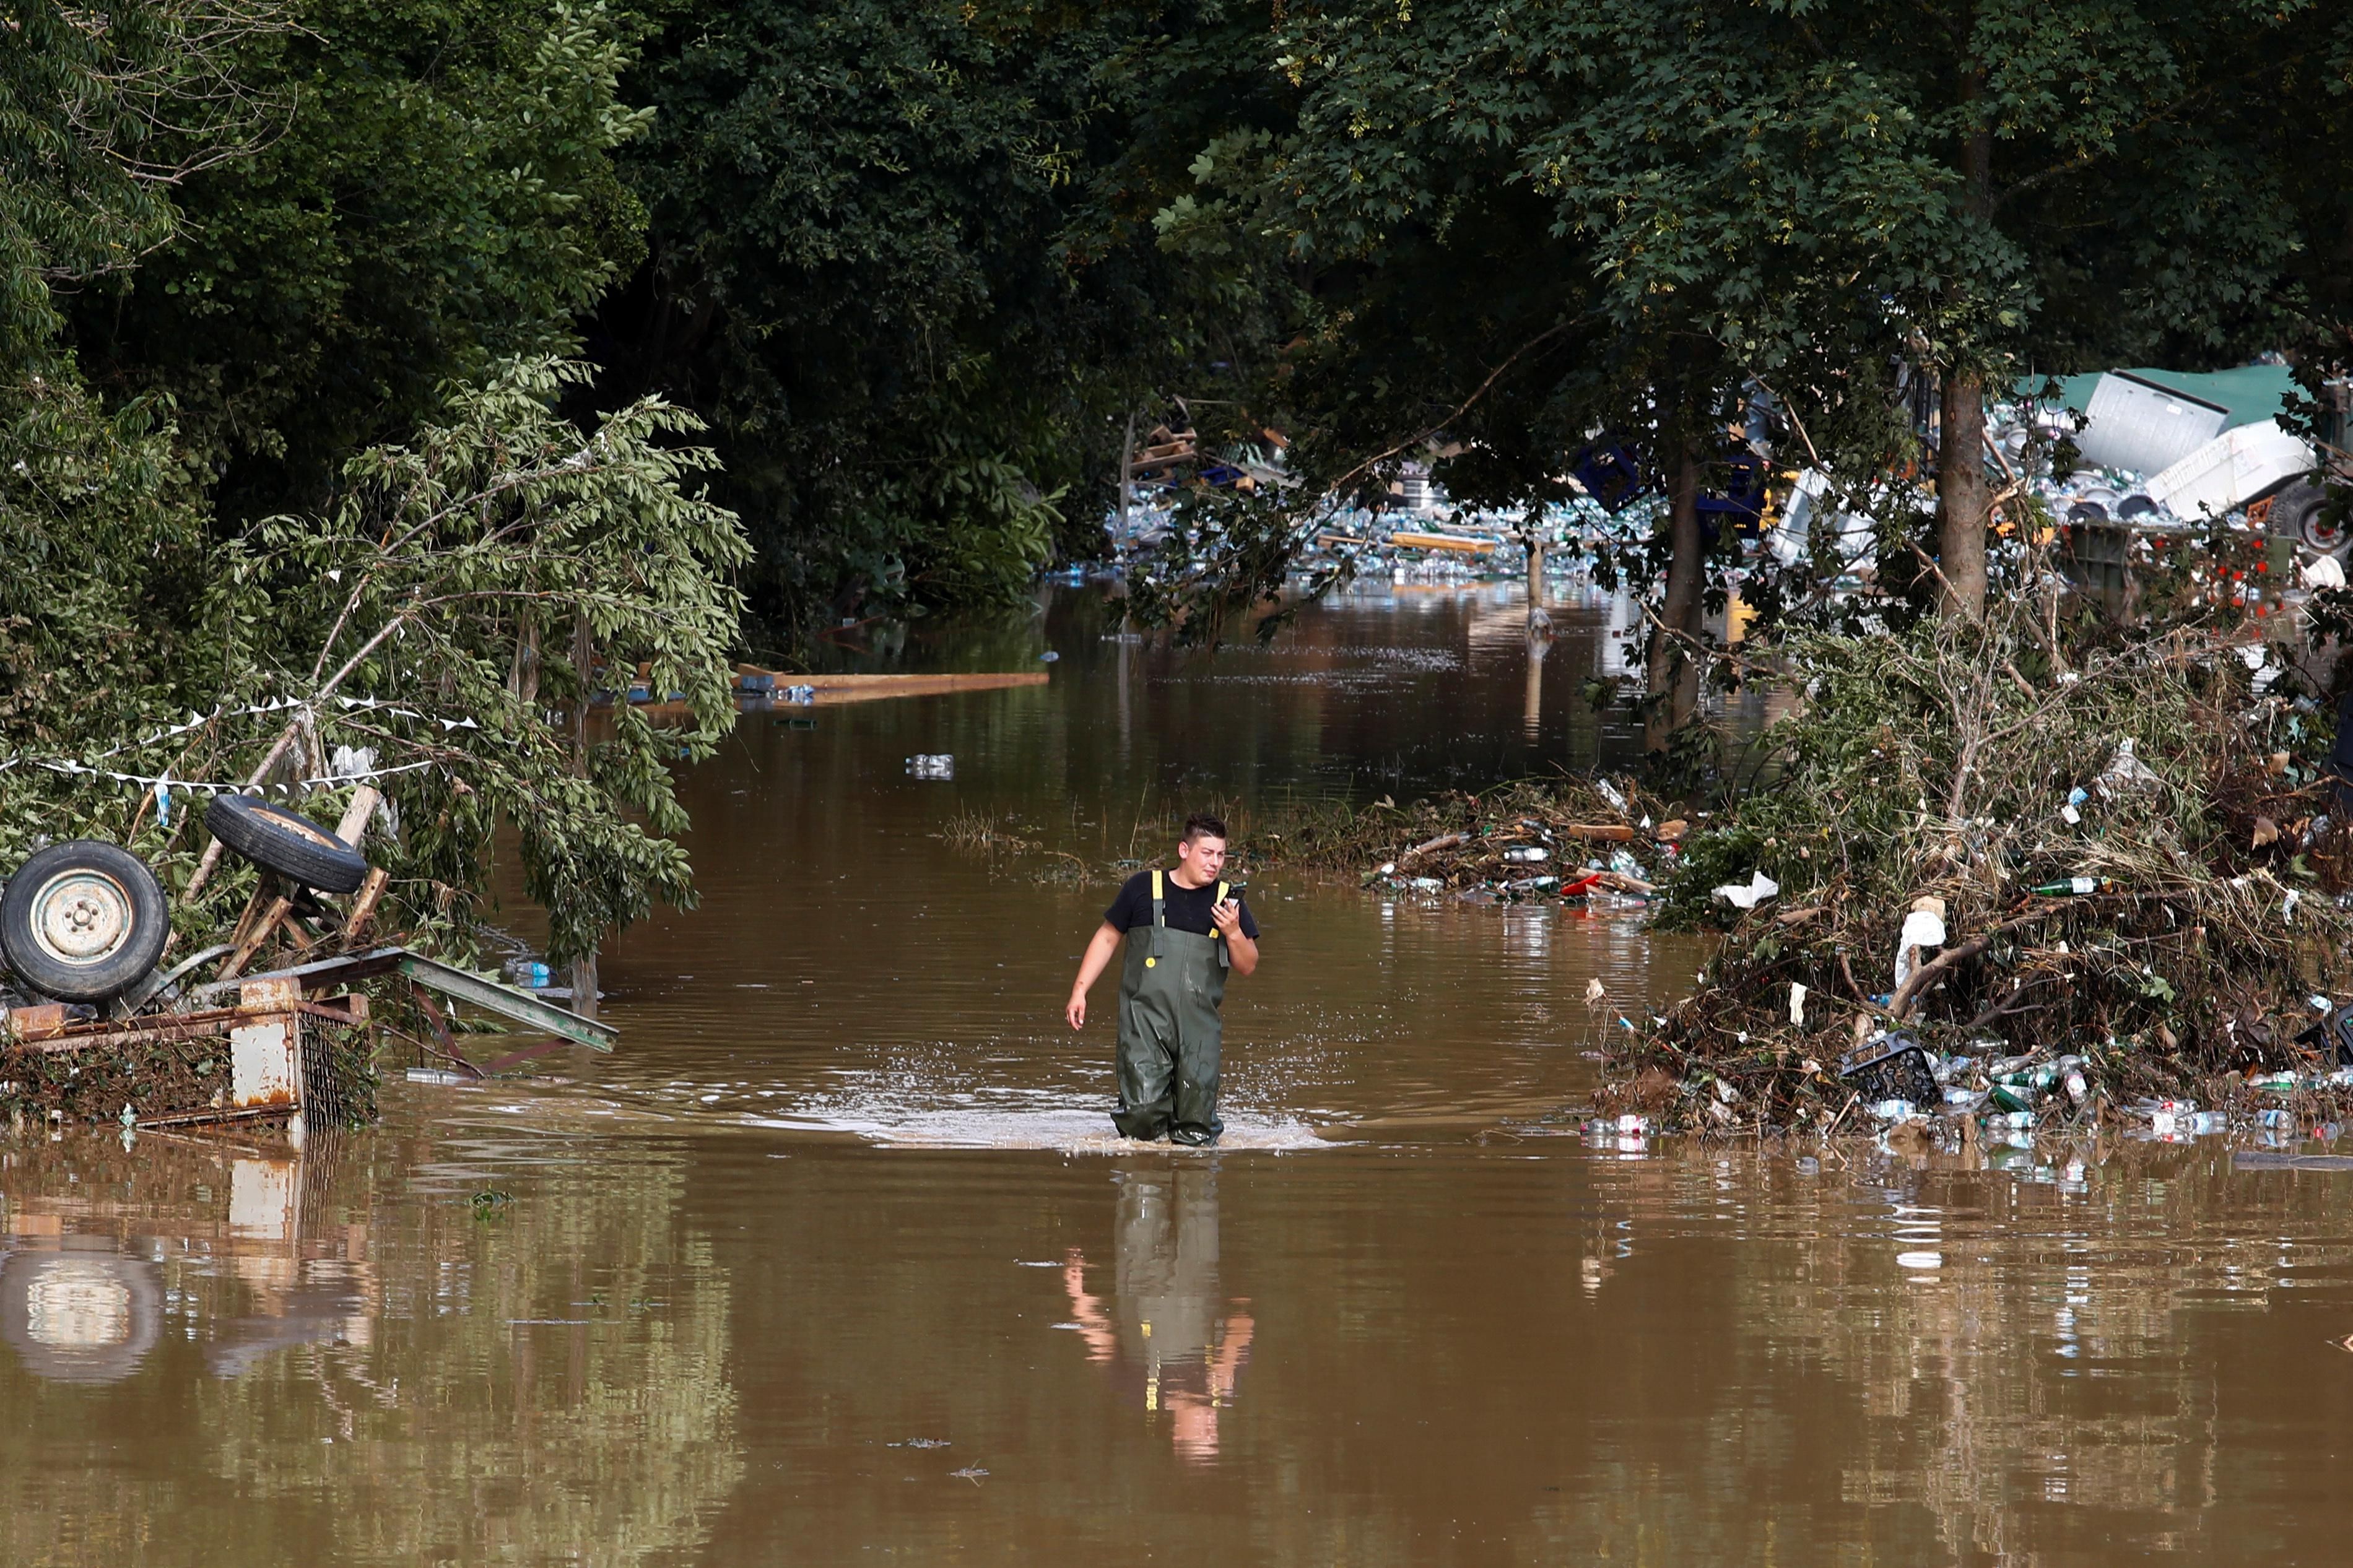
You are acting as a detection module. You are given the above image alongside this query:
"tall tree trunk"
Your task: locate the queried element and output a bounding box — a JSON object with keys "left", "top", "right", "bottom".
{"left": 1646, "top": 431, "right": 1706, "bottom": 752}
{"left": 567, "top": 610, "right": 598, "bottom": 1021}
{"left": 1936, "top": 370, "right": 1989, "bottom": 617}
{"left": 1118, "top": 408, "right": 1137, "bottom": 539}
{"left": 1937, "top": 54, "right": 1994, "bottom": 619}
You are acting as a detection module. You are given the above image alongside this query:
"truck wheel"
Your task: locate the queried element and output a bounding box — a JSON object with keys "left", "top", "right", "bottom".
{"left": 0, "top": 841, "right": 172, "bottom": 1003}
{"left": 204, "top": 794, "right": 370, "bottom": 894}
{"left": 2271, "top": 480, "right": 2352, "bottom": 559}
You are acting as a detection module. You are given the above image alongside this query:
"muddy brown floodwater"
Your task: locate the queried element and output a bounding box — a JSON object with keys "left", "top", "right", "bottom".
{"left": 7, "top": 582, "right": 2353, "bottom": 1565}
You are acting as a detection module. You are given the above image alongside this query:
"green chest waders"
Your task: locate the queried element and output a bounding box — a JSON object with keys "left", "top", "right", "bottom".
{"left": 1112, "top": 870, "right": 1229, "bottom": 1143}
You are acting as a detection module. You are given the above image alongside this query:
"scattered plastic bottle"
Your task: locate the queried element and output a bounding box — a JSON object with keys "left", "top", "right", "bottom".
{"left": 2186, "top": 1111, "right": 2227, "bottom": 1136}
{"left": 1870, "top": 1099, "right": 1916, "bottom": 1121}
{"left": 2256, "top": 1107, "right": 2296, "bottom": 1130}
{"left": 1503, "top": 846, "right": 1549, "bottom": 864}
{"left": 2030, "top": 875, "right": 2111, "bottom": 896}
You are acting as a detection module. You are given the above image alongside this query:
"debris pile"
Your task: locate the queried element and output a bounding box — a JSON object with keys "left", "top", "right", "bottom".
{"left": 1248, "top": 778, "right": 1684, "bottom": 906}
{"left": 1598, "top": 566, "right": 2353, "bottom": 1146}
{"left": 0, "top": 781, "right": 615, "bottom": 1132}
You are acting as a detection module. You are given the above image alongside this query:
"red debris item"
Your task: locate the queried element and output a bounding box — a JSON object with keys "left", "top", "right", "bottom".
{"left": 1559, "top": 872, "right": 1604, "bottom": 898}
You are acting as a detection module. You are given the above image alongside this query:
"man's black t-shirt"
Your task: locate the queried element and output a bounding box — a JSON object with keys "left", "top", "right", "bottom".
{"left": 1104, "top": 869, "right": 1260, "bottom": 940}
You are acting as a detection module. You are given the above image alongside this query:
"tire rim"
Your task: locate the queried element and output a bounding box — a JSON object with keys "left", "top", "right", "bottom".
{"left": 272, "top": 813, "right": 347, "bottom": 851}
{"left": 2303, "top": 510, "right": 2347, "bottom": 553}
{"left": 30, "top": 868, "right": 134, "bottom": 966}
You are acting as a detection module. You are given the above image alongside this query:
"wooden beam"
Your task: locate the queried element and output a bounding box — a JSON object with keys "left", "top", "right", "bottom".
{"left": 342, "top": 867, "right": 391, "bottom": 942}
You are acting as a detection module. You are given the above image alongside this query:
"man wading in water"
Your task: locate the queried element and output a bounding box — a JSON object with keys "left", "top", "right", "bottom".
{"left": 1065, "top": 814, "right": 1259, "bottom": 1145}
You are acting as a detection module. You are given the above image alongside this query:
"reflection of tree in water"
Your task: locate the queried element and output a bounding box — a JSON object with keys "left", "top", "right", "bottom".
{"left": 1554, "top": 1143, "right": 2353, "bottom": 1563}
{"left": 0, "top": 1127, "right": 741, "bottom": 1565}
{"left": 1063, "top": 1163, "right": 1252, "bottom": 1464}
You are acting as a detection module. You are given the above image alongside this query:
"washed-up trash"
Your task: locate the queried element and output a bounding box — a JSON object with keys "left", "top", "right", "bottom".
{"left": 1839, "top": 1035, "right": 1938, "bottom": 1107}
{"left": 1788, "top": 981, "right": 1807, "bottom": 1027}
{"left": 1409, "top": 876, "right": 1443, "bottom": 891}
{"left": 2303, "top": 554, "right": 2347, "bottom": 591}
{"left": 2030, "top": 875, "right": 2110, "bottom": 896}
{"left": 906, "top": 754, "right": 955, "bottom": 779}
{"left": 1503, "top": 846, "right": 1549, "bottom": 863}
{"left": 1988, "top": 1081, "right": 2039, "bottom": 1112}
{"left": 2093, "top": 737, "right": 2162, "bottom": 799}
{"left": 1711, "top": 869, "right": 1779, "bottom": 909}
{"left": 406, "top": 1068, "right": 472, "bottom": 1086}
{"left": 1594, "top": 778, "right": 1630, "bottom": 815}
{"left": 1892, "top": 900, "right": 1947, "bottom": 990}
{"left": 1038, "top": 651, "right": 1059, "bottom": 662}
{"left": 1869, "top": 1098, "right": 1916, "bottom": 1121}
{"left": 1607, "top": 847, "right": 1647, "bottom": 880}
{"left": 783, "top": 684, "right": 816, "bottom": 705}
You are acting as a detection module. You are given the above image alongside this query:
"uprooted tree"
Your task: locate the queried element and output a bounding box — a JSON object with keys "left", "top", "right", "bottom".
{"left": 0, "top": 358, "right": 749, "bottom": 974}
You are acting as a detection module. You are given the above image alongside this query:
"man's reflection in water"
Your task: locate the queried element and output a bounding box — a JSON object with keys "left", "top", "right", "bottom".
{"left": 1063, "top": 1164, "right": 1253, "bottom": 1463}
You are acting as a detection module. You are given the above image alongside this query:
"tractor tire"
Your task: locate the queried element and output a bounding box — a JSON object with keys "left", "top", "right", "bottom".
{"left": 0, "top": 841, "right": 172, "bottom": 1003}
{"left": 2270, "top": 480, "right": 2353, "bottom": 559}
{"left": 204, "top": 794, "right": 370, "bottom": 894}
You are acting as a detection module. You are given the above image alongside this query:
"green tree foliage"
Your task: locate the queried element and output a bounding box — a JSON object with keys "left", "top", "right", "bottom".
{"left": 599, "top": 0, "right": 1286, "bottom": 631}
{"left": 66, "top": 0, "right": 653, "bottom": 520}
{"left": 219, "top": 358, "right": 749, "bottom": 962}
{"left": 1139, "top": 0, "right": 2342, "bottom": 685}
{"left": 4, "top": 4, "right": 744, "bottom": 966}
{"left": 1, "top": 0, "right": 272, "bottom": 753}
{"left": 0, "top": 360, "right": 748, "bottom": 965}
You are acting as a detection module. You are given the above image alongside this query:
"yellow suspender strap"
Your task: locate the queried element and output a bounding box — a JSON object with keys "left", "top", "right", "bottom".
{"left": 1151, "top": 868, "right": 1163, "bottom": 925}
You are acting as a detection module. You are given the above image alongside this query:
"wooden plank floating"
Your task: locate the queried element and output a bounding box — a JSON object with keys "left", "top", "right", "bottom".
{"left": 763, "top": 670, "right": 1050, "bottom": 705}
{"left": 1388, "top": 531, "right": 1498, "bottom": 555}
{"left": 632, "top": 667, "right": 1050, "bottom": 716}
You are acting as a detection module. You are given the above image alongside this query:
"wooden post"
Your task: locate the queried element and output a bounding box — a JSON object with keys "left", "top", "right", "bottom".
{"left": 342, "top": 868, "right": 391, "bottom": 942}
{"left": 1525, "top": 531, "right": 1551, "bottom": 635}
{"left": 567, "top": 609, "right": 599, "bottom": 1022}
{"left": 1118, "top": 408, "right": 1138, "bottom": 542}
{"left": 333, "top": 784, "right": 382, "bottom": 847}
{"left": 217, "top": 893, "right": 294, "bottom": 981}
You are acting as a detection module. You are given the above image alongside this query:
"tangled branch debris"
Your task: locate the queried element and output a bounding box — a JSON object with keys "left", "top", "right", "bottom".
{"left": 1605, "top": 558, "right": 2353, "bottom": 1144}
{"left": 1235, "top": 779, "right": 1685, "bottom": 904}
